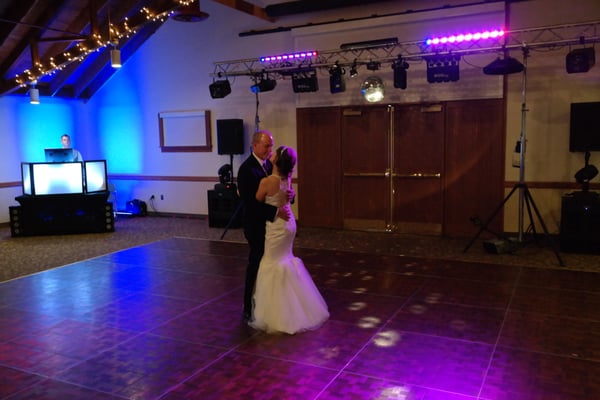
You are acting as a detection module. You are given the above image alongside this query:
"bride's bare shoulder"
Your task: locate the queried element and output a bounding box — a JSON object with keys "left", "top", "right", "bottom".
{"left": 267, "top": 176, "right": 282, "bottom": 192}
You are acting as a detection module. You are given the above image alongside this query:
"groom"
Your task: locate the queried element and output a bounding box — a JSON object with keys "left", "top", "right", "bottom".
{"left": 237, "top": 130, "right": 292, "bottom": 322}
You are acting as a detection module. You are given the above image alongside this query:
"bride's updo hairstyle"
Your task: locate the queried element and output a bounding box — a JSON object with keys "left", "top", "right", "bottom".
{"left": 275, "top": 145, "right": 297, "bottom": 178}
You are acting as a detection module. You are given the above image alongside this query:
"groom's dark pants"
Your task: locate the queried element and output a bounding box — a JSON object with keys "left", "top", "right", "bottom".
{"left": 243, "top": 223, "right": 266, "bottom": 320}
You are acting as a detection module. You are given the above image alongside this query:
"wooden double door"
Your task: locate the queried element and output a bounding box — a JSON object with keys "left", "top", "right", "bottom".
{"left": 297, "top": 99, "right": 505, "bottom": 237}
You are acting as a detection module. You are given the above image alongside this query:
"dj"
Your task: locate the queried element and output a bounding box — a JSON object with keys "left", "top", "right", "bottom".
{"left": 60, "top": 134, "right": 83, "bottom": 162}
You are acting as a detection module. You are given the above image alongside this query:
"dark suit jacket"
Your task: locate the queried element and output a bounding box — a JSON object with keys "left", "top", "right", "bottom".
{"left": 237, "top": 154, "right": 277, "bottom": 239}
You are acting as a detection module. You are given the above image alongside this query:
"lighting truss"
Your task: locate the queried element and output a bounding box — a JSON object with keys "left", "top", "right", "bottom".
{"left": 210, "top": 21, "right": 600, "bottom": 80}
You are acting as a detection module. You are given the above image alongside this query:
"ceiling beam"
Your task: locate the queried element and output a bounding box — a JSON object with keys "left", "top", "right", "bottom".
{"left": 0, "top": 0, "right": 177, "bottom": 98}
{"left": 0, "top": 0, "right": 68, "bottom": 84}
{"left": 0, "top": 0, "right": 37, "bottom": 47}
{"left": 78, "top": 18, "right": 166, "bottom": 99}
{"left": 48, "top": 0, "right": 150, "bottom": 98}
{"left": 264, "top": 0, "right": 392, "bottom": 17}
{"left": 211, "top": 0, "right": 274, "bottom": 22}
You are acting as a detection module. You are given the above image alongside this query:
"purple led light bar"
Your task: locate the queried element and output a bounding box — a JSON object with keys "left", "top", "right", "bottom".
{"left": 260, "top": 51, "right": 318, "bottom": 63}
{"left": 425, "top": 29, "right": 504, "bottom": 46}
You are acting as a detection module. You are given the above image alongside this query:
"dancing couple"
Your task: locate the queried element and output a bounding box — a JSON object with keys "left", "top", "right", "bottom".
{"left": 237, "top": 130, "right": 329, "bottom": 334}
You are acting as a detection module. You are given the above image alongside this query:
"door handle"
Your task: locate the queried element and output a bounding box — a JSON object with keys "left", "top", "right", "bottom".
{"left": 394, "top": 173, "right": 441, "bottom": 178}
{"left": 343, "top": 172, "right": 387, "bottom": 177}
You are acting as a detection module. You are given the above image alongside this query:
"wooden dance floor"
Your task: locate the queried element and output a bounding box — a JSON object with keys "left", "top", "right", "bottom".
{"left": 0, "top": 237, "right": 599, "bottom": 399}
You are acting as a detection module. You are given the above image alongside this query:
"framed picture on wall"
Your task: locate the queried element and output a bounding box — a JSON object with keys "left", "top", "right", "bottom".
{"left": 158, "top": 109, "right": 212, "bottom": 152}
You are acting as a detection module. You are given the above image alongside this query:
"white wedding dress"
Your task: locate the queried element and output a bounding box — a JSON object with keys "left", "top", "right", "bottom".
{"left": 250, "top": 175, "right": 329, "bottom": 334}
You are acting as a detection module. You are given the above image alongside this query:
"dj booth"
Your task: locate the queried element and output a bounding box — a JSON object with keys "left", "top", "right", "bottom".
{"left": 9, "top": 160, "right": 114, "bottom": 237}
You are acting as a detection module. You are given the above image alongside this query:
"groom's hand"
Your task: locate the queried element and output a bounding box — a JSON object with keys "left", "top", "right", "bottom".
{"left": 286, "top": 187, "right": 296, "bottom": 204}
{"left": 277, "top": 207, "right": 291, "bottom": 221}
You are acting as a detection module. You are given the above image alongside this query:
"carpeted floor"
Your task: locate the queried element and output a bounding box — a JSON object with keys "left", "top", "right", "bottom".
{"left": 1, "top": 214, "right": 599, "bottom": 283}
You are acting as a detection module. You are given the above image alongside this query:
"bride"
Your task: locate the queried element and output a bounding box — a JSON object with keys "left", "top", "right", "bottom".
{"left": 249, "top": 145, "right": 329, "bottom": 334}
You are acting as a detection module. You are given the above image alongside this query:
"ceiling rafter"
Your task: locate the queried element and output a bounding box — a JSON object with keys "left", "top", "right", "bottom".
{"left": 0, "top": 0, "right": 69, "bottom": 80}
{"left": 48, "top": 0, "right": 160, "bottom": 99}
{"left": 0, "top": 0, "right": 180, "bottom": 98}
{"left": 0, "top": 0, "right": 278, "bottom": 101}
{"left": 212, "top": 0, "right": 273, "bottom": 22}
{"left": 0, "top": 0, "right": 36, "bottom": 48}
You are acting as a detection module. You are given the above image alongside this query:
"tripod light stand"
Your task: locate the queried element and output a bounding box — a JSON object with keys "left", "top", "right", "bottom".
{"left": 464, "top": 47, "right": 565, "bottom": 266}
{"left": 220, "top": 80, "right": 263, "bottom": 240}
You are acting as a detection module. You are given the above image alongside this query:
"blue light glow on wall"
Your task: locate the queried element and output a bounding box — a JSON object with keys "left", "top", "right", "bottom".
{"left": 96, "top": 105, "right": 144, "bottom": 173}
{"left": 92, "top": 67, "right": 145, "bottom": 175}
{"left": 16, "top": 100, "right": 75, "bottom": 162}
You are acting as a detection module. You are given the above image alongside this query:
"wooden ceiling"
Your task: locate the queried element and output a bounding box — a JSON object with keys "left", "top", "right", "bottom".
{"left": 0, "top": 0, "right": 182, "bottom": 100}
{"left": 0, "top": 0, "right": 395, "bottom": 101}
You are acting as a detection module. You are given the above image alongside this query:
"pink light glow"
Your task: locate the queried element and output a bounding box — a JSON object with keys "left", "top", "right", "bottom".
{"left": 425, "top": 29, "right": 504, "bottom": 46}
{"left": 260, "top": 51, "right": 317, "bottom": 63}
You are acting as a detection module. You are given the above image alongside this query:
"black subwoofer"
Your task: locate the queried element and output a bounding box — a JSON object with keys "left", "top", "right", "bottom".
{"left": 207, "top": 188, "right": 241, "bottom": 228}
{"left": 9, "top": 206, "right": 22, "bottom": 237}
{"left": 560, "top": 191, "right": 600, "bottom": 254}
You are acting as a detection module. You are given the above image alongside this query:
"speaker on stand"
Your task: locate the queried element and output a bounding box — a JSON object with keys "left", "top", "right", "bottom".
{"left": 210, "top": 119, "right": 245, "bottom": 231}
{"left": 217, "top": 119, "right": 245, "bottom": 157}
{"left": 216, "top": 118, "right": 245, "bottom": 185}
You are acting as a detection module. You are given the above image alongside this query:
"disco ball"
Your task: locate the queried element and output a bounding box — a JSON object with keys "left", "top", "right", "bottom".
{"left": 360, "top": 76, "right": 385, "bottom": 102}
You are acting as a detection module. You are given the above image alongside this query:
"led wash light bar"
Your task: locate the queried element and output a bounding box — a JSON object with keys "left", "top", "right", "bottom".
{"left": 260, "top": 51, "right": 317, "bottom": 63}
{"left": 425, "top": 29, "right": 504, "bottom": 46}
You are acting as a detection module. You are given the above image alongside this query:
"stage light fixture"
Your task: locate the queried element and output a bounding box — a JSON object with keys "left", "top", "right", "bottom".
{"left": 251, "top": 76, "right": 277, "bottom": 93}
{"left": 426, "top": 55, "right": 460, "bottom": 83}
{"left": 218, "top": 164, "right": 233, "bottom": 184}
{"left": 292, "top": 69, "right": 318, "bottom": 93}
{"left": 575, "top": 164, "right": 598, "bottom": 183}
{"left": 209, "top": 79, "right": 231, "bottom": 98}
{"left": 483, "top": 56, "right": 524, "bottom": 75}
{"left": 361, "top": 76, "right": 384, "bottom": 103}
{"left": 425, "top": 29, "right": 504, "bottom": 46}
{"left": 366, "top": 60, "right": 381, "bottom": 71}
{"left": 329, "top": 62, "right": 346, "bottom": 93}
{"left": 110, "top": 48, "right": 121, "bottom": 68}
{"left": 566, "top": 47, "right": 595, "bottom": 73}
{"left": 260, "top": 51, "right": 317, "bottom": 63}
{"left": 106, "top": 1, "right": 121, "bottom": 69}
{"left": 392, "top": 57, "right": 409, "bottom": 89}
{"left": 29, "top": 86, "right": 40, "bottom": 104}
{"left": 171, "top": 2, "right": 210, "bottom": 22}
{"left": 349, "top": 59, "right": 358, "bottom": 77}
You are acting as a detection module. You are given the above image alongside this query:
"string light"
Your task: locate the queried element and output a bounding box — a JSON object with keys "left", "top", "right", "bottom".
{"left": 13, "top": 1, "right": 189, "bottom": 88}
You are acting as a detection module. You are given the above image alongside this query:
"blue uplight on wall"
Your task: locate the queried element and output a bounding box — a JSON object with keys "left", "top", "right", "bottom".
{"left": 92, "top": 67, "right": 145, "bottom": 174}
{"left": 16, "top": 99, "right": 75, "bottom": 162}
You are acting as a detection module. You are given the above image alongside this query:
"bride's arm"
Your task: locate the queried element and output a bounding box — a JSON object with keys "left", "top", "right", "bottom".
{"left": 255, "top": 176, "right": 278, "bottom": 202}
{"left": 255, "top": 177, "right": 269, "bottom": 202}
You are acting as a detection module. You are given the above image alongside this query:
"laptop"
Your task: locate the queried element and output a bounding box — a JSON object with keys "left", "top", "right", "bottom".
{"left": 44, "top": 148, "right": 74, "bottom": 162}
